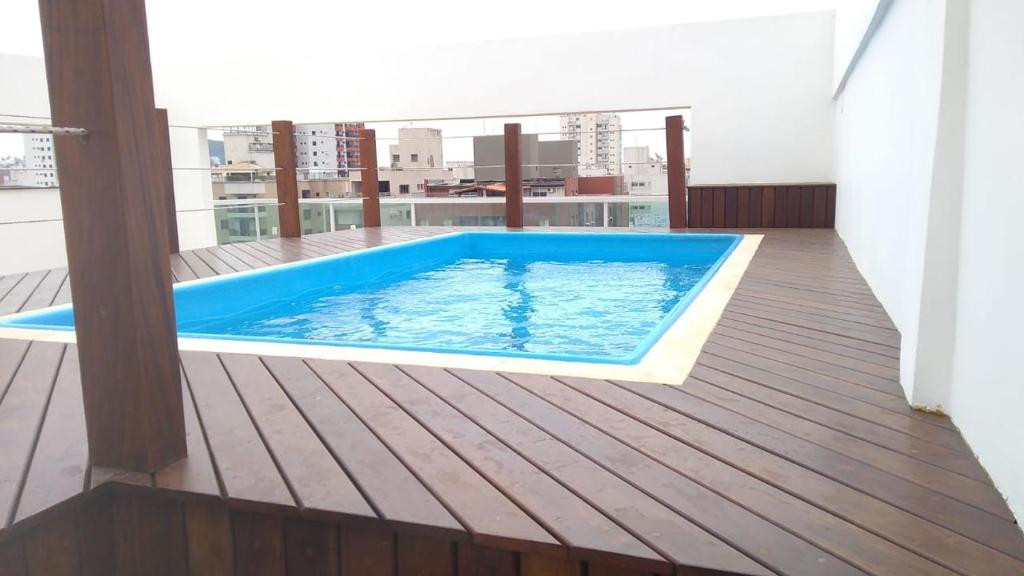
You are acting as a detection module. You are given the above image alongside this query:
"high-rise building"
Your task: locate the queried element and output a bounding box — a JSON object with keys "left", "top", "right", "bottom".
{"left": 559, "top": 113, "right": 622, "bottom": 175}
{"left": 294, "top": 122, "right": 364, "bottom": 179}
{"left": 21, "top": 134, "right": 58, "bottom": 188}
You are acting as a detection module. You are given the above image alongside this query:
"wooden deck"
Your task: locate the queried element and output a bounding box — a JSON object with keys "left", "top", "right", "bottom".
{"left": 0, "top": 227, "right": 1021, "bottom": 575}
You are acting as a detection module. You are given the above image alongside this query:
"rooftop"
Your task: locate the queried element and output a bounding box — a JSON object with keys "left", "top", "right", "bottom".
{"left": 0, "top": 227, "right": 1020, "bottom": 575}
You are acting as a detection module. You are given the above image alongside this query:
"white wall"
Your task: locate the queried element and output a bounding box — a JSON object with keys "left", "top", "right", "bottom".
{"left": 835, "top": 0, "right": 1024, "bottom": 521}
{"left": 153, "top": 13, "right": 837, "bottom": 187}
{"left": 949, "top": 0, "right": 1024, "bottom": 523}
{"left": 832, "top": 0, "right": 949, "bottom": 401}
{"left": 0, "top": 188, "right": 66, "bottom": 273}
{"left": 169, "top": 125, "right": 217, "bottom": 251}
{"left": 1, "top": 54, "right": 68, "bottom": 274}
{"left": 0, "top": 53, "right": 218, "bottom": 274}
{"left": 831, "top": 0, "right": 891, "bottom": 93}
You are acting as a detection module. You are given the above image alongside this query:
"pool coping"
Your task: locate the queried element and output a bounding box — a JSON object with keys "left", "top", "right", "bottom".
{"left": 0, "top": 233, "right": 762, "bottom": 385}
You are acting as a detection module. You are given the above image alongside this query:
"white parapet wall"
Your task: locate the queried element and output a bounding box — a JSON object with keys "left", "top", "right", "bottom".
{"left": 0, "top": 53, "right": 219, "bottom": 274}
{"left": 834, "top": 0, "right": 1023, "bottom": 523}
{"left": 0, "top": 187, "right": 66, "bottom": 273}
{"left": 153, "top": 12, "right": 838, "bottom": 187}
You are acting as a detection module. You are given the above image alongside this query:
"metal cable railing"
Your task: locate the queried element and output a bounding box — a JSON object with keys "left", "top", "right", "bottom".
{"left": 0, "top": 202, "right": 286, "bottom": 226}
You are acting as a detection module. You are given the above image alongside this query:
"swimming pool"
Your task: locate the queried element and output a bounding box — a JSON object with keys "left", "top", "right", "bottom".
{"left": 0, "top": 232, "right": 741, "bottom": 365}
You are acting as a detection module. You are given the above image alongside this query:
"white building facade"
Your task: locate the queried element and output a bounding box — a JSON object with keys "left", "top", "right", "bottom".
{"left": 560, "top": 112, "right": 622, "bottom": 175}
{"left": 223, "top": 126, "right": 275, "bottom": 168}
{"left": 377, "top": 127, "right": 450, "bottom": 196}
{"left": 21, "top": 134, "right": 57, "bottom": 188}
{"left": 294, "top": 123, "right": 336, "bottom": 180}
{"left": 622, "top": 145, "right": 666, "bottom": 196}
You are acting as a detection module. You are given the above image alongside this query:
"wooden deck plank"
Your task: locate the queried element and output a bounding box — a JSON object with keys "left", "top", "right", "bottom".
{"left": 51, "top": 273, "right": 72, "bottom": 307}
{"left": 14, "top": 347, "right": 87, "bottom": 524}
{"left": 0, "top": 340, "right": 30, "bottom": 402}
{"left": 688, "top": 363, "right": 985, "bottom": 479}
{"left": 554, "top": 375, "right": 1024, "bottom": 576}
{"left": 219, "top": 353, "right": 376, "bottom": 521}
{"left": 179, "top": 351, "right": 294, "bottom": 510}
{"left": 696, "top": 350, "right": 968, "bottom": 455}
{"left": 218, "top": 242, "right": 275, "bottom": 268}
{"left": 168, "top": 253, "right": 197, "bottom": 283}
{"left": 1, "top": 228, "right": 1021, "bottom": 576}
{"left": 353, "top": 362, "right": 674, "bottom": 575}
{"left": 260, "top": 356, "right": 463, "bottom": 535}
{"left": 611, "top": 378, "right": 1021, "bottom": 550}
{"left": 0, "top": 271, "right": 48, "bottom": 316}
{"left": 501, "top": 372, "right": 959, "bottom": 576}
{"left": 153, "top": 367, "right": 222, "bottom": 498}
{"left": 191, "top": 247, "right": 240, "bottom": 275}
{"left": 0, "top": 342, "right": 65, "bottom": 531}
{"left": 401, "top": 365, "right": 775, "bottom": 576}
{"left": 714, "top": 326, "right": 903, "bottom": 391}
{"left": 305, "top": 358, "right": 562, "bottom": 556}
{"left": 20, "top": 269, "right": 67, "bottom": 312}
{"left": 448, "top": 368, "right": 869, "bottom": 576}
{"left": 718, "top": 314, "right": 899, "bottom": 370}
{"left": 194, "top": 246, "right": 250, "bottom": 272}
{"left": 177, "top": 250, "right": 218, "bottom": 279}
{"left": 734, "top": 285, "right": 894, "bottom": 321}
{"left": 0, "top": 274, "right": 26, "bottom": 303}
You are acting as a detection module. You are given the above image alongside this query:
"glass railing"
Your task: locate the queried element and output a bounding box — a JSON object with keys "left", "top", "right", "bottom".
{"left": 215, "top": 196, "right": 670, "bottom": 245}
{"left": 214, "top": 200, "right": 282, "bottom": 244}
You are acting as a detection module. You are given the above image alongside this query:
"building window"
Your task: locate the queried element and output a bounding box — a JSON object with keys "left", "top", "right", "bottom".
{"left": 391, "top": 154, "right": 400, "bottom": 163}
{"left": 399, "top": 184, "right": 410, "bottom": 194}
{"left": 410, "top": 154, "right": 418, "bottom": 162}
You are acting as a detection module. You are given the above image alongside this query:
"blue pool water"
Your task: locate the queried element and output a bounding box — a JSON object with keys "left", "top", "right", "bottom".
{"left": 0, "top": 232, "right": 740, "bottom": 364}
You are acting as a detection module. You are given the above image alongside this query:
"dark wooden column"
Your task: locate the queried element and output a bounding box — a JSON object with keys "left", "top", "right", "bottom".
{"left": 271, "top": 120, "right": 300, "bottom": 237}
{"left": 154, "top": 108, "right": 179, "bottom": 253}
{"left": 38, "top": 0, "right": 186, "bottom": 472}
{"left": 358, "top": 128, "right": 381, "bottom": 228}
{"left": 504, "top": 123, "right": 523, "bottom": 228}
{"left": 666, "top": 115, "right": 687, "bottom": 229}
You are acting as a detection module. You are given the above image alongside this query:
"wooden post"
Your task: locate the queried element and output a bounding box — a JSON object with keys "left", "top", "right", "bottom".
{"left": 358, "top": 128, "right": 381, "bottom": 227}
{"left": 504, "top": 123, "right": 523, "bottom": 228}
{"left": 38, "top": 0, "right": 186, "bottom": 472}
{"left": 271, "top": 120, "right": 300, "bottom": 237}
{"left": 154, "top": 108, "right": 179, "bottom": 253}
{"left": 666, "top": 115, "right": 687, "bottom": 229}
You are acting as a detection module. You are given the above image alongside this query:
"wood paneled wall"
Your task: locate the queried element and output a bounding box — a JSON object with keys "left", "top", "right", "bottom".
{"left": 687, "top": 184, "right": 836, "bottom": 228}
{"left": 0, "top": 490, "right": 652, "bottom": 576}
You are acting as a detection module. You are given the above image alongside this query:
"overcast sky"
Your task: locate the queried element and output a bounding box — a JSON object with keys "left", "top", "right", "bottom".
{"left": 0, "top": 0, "right": 836, "bottom": 160}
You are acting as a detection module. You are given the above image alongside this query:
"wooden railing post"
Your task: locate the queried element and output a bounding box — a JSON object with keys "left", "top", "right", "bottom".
{"left": 155, "top": 108, "right": 179, "bottom": 253}
{"left": 504, "top": 123, "right": 523, "bottom": 228}
{"left": 666, "top": 115, "right": 687, "bottom": 228}
{"left": 359, "top": 128, "right": 381, "bottom": 227}
{"left": 38, "top": 0, "right": 186, "bottom": 472}
{"left": 271, "top": 120, "right": 300, "bottom": 237}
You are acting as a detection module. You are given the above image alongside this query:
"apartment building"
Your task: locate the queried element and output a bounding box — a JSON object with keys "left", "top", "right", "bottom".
{"left": 472, "top": 134, "right": 578, "bottom": 182}
{"left": 622, "top": 145, "right": 666, "bottom": 196}
{"left": 559, "top": 112, "right": 621, "bottom": 175}
{"left": 377, "top": 127, "right": 449, "bottom": 196}
{"left": 19, "top": 134, "right": 57, "bottom": 188}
